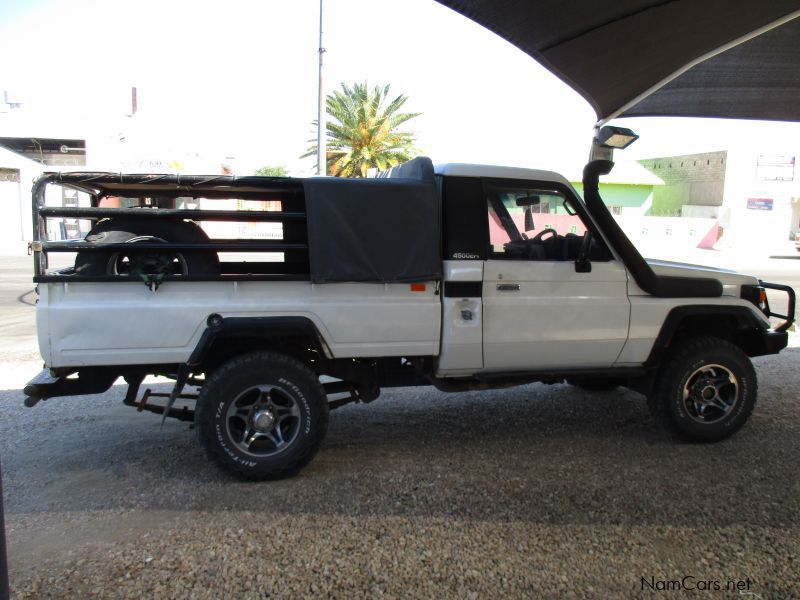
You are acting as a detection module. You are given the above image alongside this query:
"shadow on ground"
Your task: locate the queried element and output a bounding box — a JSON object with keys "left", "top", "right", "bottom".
{"left": 2, "top": 348, "right": 798, "bottom": 530}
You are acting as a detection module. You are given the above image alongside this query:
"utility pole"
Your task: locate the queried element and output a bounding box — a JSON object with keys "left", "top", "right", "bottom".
{"left": 316, "top": 0, "right": 326, "bottom": 176}
{"left": 0, "top": 457, "right": 9, "bottom": 600}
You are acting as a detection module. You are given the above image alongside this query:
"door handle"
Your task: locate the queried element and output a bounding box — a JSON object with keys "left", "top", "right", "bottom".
{"left": 496, "top": 283, "right": 520, "bottom": 291}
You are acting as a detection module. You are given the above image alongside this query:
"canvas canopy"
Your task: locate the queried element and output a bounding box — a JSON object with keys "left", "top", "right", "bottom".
{"left": 302, "top": 157, "right": 441, "bottom": 283}
{"left": 435, "top": 0, "right": 800, "bottom": 123}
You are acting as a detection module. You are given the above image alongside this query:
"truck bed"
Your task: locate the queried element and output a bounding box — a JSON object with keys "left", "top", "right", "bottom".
{"left": 37, "top": 280, "right": 441, "bottom": 368}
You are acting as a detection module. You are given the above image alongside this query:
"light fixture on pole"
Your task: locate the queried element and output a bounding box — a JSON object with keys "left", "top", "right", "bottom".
{"left": 590, "top": 125, "right": 639, "bottom": 161}
{"left": 316, "top": 0, "right": 326, "bottom": 176}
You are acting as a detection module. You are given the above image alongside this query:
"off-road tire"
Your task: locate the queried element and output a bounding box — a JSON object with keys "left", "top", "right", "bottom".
{"left": 74, "top": 218, "right": 220, "bottom": 276}
{"left": 195, "top": 352, "right": 329, "bottom": 480}
{"left": 648, "top": 336, "right": 757, "bottom": 442}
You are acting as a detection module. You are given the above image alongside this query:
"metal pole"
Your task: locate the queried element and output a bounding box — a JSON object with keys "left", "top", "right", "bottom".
{"left": 0, "top": 457, "right": 9, "bottom": 600}
{"left": 316, "top": 0, "right": 326, "bottom": 176}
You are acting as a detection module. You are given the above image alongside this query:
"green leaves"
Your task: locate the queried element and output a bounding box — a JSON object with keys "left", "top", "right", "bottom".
{"left": 303, "top": 81, "right": 421, "bottom": 177}
{"left": 253, "top": 165, "right": 289, "bottom": 177}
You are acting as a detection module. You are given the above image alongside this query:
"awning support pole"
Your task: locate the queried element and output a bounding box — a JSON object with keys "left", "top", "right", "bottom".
{"left": 0, "top": 456, "right": 9, "bottom": 600}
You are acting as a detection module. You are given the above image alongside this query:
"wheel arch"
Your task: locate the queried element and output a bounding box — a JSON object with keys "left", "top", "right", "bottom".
{"left": 645, "top": 305, "right": 772, "bottom": 366}
{"left": 188, "top": 315, "right": 331, "bottom": 374}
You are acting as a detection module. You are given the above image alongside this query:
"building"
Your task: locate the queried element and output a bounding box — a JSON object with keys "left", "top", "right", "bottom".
{"left": 0, "top": 87, "right": 237, "bottom": 254}
{"left": 569, "top": 160, "right": 664, "bottom": 216}
{"left": 638, "top": 151, "right": 726, "bottom": 218}
{"left": 639, "top": 150, "right": 800, "bottom": 254}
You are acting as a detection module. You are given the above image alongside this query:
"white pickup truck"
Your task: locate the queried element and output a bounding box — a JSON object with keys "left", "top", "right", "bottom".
{"left": 24, "top": 156, "right": 795, "bottom": 479}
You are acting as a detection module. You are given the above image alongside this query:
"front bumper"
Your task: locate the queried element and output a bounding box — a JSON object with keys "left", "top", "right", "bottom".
{"left": 760, "top": 281, "right": 796, "bottom": 333}
{"left": 754, "top": 330, "right": 789, "bottom": 356}
{"left": 741, "top": 281, "right": 794, "bottom": 356}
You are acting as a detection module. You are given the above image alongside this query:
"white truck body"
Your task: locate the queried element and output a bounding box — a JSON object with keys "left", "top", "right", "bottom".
{"left": 36, "top": 238, "right": 766, "bottom": 378}
{"left": 36, "top": 261, "right": 765, "bottom": 372}
{"left": 34, "top": 162, "right": 769, "bottom": 373}
{"left": 36, "top": 280, "right": 442, "bottom": 367}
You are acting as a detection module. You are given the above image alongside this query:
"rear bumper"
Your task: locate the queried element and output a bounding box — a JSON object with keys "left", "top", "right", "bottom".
{"left": 23, "top": 367, "right": 118, "bottom": 406}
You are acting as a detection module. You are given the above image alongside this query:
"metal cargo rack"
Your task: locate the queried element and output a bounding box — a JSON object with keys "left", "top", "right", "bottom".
{"left": 31, "top": 171, "right": 312, "bottom": 283}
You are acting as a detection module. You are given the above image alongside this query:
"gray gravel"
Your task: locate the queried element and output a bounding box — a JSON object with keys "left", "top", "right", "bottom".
{"left": 2, "top": 344, "right": 799, "bottom": 598}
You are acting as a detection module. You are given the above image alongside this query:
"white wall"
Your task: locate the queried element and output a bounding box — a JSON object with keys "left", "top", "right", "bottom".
{"left": 0, "top": 148, "right": 44, "bottom": 255}
{"left": 721, "top": 150, "right": 800, "bottom": 256}
{"left": 615, "top": 215, "right": 719, "bottom": 258}
{"left": 0, "top": 178, "right": 25, "bottom": 254}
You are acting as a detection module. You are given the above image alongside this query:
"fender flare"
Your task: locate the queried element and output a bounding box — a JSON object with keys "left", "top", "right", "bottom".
{"left": 187, "top": 315, "right": 330, "bottom": 367}
{"left": 644, "top": 305, "right": 778, "bottom": 365}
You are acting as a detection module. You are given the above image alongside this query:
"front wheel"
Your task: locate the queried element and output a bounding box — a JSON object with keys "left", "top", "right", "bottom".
{"left": 195, "top": 352, "right": 329, "bottom": 479}
{"left": 648, "top": 336, "right": 757, "bottom": 442}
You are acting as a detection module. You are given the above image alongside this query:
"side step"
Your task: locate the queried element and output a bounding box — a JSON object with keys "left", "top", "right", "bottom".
{"left": 120, "top": 379, "right": 364, "bottom": 423}
{"left": 123, "top": 388, "right": 198, "bottom": 423}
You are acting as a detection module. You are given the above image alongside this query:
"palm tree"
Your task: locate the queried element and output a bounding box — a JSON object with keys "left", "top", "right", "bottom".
{"left": 303, "top": 82, "right": 421, "bottom": 177}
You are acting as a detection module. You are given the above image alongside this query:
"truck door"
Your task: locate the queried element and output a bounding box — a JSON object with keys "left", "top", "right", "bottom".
{"left": 481, "top": 179, "right": 630, "bottom": 370}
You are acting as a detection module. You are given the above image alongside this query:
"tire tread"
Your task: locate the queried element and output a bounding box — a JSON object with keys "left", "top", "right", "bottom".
{"left": 195, "top": 351, "right": 328, "bottom": 480}
{"left": 648, "top": 335, "right": 757, "bottom": 442}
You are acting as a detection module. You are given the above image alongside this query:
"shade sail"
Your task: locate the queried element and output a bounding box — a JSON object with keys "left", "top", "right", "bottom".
{"left": 435, "top": 0, "right": 800, "bottom": 123}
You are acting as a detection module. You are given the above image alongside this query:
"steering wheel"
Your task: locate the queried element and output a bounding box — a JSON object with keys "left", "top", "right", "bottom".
{"left": 530, "top": 228, "right": 557, "bottom": 243}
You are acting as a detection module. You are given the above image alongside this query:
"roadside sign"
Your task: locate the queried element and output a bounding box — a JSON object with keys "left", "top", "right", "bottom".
{"left": 747, "top": 198, "right": 774, "bottom": 211}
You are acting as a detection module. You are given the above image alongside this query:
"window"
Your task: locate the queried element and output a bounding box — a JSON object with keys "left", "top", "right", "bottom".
{"left": 486, "top": 183, "right": 602, "bottom": 261}
{"left": 531, "top": 200, "right": 550, "bottom": 214}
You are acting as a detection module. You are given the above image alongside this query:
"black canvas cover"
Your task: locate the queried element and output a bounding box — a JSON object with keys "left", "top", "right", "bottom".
{"left": 303, "top": 157, "right": 441, "bottom": 283}
{"left": 435, "top": 0, "right": 800, "bottom": 123}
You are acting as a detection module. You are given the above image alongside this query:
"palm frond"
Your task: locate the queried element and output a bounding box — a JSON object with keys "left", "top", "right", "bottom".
{"left": 301, "top": 81, "right": 423, "bottom": 177}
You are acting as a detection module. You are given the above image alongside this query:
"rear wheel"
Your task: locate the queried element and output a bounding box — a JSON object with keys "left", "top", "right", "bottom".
{"left": 74, "top": 218, "right": 219, "bottom": 277}
{"left": 648, "top": 336, "right": 757, "bottom": 442}
{"left": 195, "top": 352, "right": 329, "bottom": 479}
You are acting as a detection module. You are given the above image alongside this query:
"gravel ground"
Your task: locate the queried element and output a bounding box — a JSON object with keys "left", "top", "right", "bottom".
{"left": 2, "top": 340, "right": 799, "bottom": 598}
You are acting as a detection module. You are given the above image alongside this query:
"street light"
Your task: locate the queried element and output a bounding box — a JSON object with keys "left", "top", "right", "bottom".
{"left": 316, "top": 0, "right": 326, "bottom": 176}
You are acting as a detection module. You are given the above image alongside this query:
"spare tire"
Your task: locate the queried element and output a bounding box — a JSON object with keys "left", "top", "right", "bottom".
{"left": 74, "top": 218, "right": 220, "bottom": 277}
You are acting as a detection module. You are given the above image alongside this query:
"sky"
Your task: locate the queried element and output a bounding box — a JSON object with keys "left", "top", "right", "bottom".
{"left": 2, "top": 0, "right": 800, "bottom": 176}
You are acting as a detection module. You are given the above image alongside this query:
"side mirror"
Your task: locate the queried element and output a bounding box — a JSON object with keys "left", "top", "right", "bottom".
{"left": 515, "top": 195, "right": 540, "bottom": 208}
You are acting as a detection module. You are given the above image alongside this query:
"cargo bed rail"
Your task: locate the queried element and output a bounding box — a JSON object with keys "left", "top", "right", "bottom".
{"left": 31, "top": 171, "right": 311, "bottom": 282}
